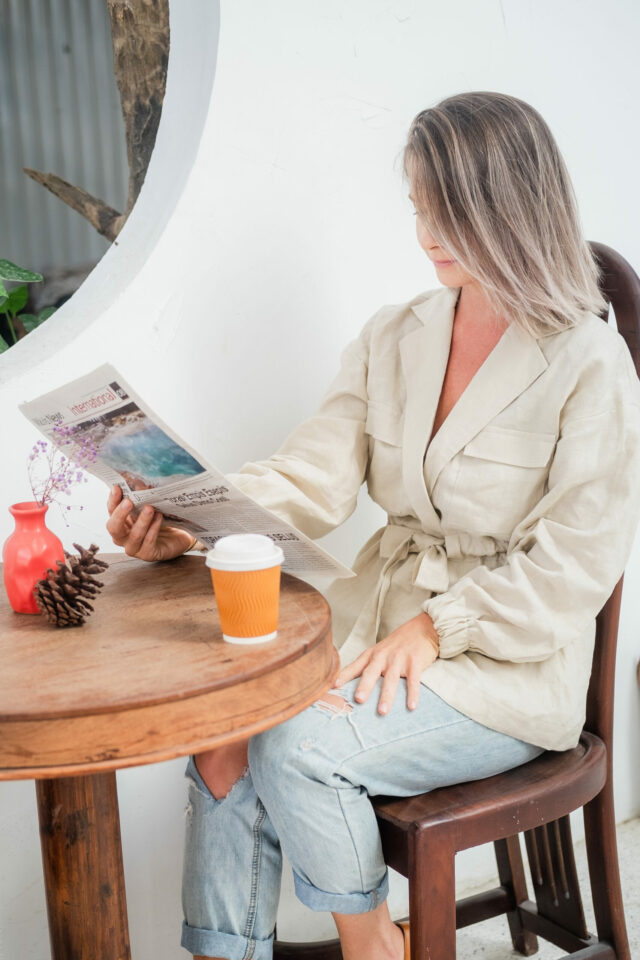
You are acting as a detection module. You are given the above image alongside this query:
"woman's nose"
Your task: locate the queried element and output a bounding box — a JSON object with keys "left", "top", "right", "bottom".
{"left": 420, "top": 226, "right": 439, "bottom": 252}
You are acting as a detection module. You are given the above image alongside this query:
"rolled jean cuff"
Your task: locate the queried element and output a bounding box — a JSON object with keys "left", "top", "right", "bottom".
{"left": 292, "top": 867, "right": 389, "bottom": 914}
{"left": 181, "top": 921, "right": 274, "bottom": 960}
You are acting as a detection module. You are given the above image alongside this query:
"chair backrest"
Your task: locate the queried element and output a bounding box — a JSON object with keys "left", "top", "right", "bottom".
{"left": 584, "top": 241, "right": 640, "bottom": 749}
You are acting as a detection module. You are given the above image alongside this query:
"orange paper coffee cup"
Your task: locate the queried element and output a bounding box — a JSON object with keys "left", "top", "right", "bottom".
{"left": 206, "top": 534, "right": 284, "bottom": 643}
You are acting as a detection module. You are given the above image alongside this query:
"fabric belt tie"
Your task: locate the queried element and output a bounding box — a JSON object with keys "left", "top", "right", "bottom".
{"left": 379, "top": 524, "right": 452, "bottom": 593}
{"left": 343, "top": 524, "right": 507, "bottom": 656}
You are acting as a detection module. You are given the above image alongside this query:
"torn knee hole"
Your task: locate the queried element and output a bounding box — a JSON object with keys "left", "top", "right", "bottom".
{"left": 192, "top": 754, "right": 250, "bottom": 800}
{"left": 209, "top": 765, "right": 250, "bottom": 800}
{"left": 314, "top": 693, "right": 353, "bottom": 716}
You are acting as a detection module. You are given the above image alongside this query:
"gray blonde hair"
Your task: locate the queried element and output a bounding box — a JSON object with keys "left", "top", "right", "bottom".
{"left": 403, "top": 91, "right": 607, "bottom": 337}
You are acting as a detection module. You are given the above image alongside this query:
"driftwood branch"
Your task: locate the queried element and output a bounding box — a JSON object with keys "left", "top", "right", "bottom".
{"left": 23, "top": 169, "right": 126, "bottom": 242}
{"left": 24, "top": 0, "right": 170, "bottom": 241}
{"left": 107, "top": 0, "right": 170, "bottom": 214}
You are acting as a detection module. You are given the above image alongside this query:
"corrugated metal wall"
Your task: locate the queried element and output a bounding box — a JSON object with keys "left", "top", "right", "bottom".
{"left": 0, "top": 0, "right": 128, "bottom": 276}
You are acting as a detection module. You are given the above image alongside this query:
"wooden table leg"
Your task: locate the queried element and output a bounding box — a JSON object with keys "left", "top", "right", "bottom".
{"left": 35, "top": 771, "right": 131, "bottom": 960}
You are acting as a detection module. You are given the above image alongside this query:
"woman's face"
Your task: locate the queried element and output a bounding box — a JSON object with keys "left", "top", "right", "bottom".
{"left": 410, "top": 195, "right": 476, "bottom": 288}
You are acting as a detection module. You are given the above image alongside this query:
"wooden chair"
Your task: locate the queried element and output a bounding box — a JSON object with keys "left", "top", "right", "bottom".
{"left": 273, "top": 241, "right": 640, "bottom": 960}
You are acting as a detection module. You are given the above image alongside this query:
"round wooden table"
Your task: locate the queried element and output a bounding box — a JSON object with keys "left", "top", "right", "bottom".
{"left": 0, "top": 554, "right": 336, "bottom": 960}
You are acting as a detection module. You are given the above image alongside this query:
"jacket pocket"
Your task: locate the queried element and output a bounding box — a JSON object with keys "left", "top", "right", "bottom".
{"left": 463, "top": 426, "right": 556, "bottom": 468}
{"left": 365, "top": 402, "right": 403, "bottom": 446}
{"left": 449, "top": 427, "right": 557, "bottom": 538}
{"left": 365, "top": 402, "right": 408, "bottom": 515}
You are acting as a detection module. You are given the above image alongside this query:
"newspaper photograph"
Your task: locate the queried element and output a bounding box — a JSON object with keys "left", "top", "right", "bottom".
{"left": 19, "top": 363, "right": 354, "bottom": 578}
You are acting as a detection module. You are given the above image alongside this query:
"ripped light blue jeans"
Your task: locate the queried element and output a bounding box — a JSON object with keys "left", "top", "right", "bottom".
{"left": 181, "top": 679, "right": 543, "bottom": 959}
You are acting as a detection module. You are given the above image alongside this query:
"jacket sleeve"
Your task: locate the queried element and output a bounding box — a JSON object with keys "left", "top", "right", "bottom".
{"left": 422, "top": 340, "right": 640, "bottom": 662}
{"left": 225, "top": 320, "right": 374, "bottom": 540}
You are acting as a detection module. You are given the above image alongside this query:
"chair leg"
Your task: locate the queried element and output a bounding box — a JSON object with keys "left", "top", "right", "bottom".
{"left": 408, "top": 826, "right": 456, "bottom": 960}
{"left": 583, "top": 782, "right": 631, "bottom": 960}
{"left": 494, "top": 836, "right": 538, "bottom": 956}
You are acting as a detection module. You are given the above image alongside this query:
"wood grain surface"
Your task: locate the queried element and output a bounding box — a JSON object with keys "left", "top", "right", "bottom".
{"left": 36, "top": 773, "right": 131, "bottom": 960}
{"left": 0, "top": 554, "right": 336, "bottom": 779}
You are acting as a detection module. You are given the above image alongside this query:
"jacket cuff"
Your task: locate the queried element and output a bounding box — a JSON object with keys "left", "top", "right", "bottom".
{"left": 421, "top": 592, "right": 474, "bottom": 658}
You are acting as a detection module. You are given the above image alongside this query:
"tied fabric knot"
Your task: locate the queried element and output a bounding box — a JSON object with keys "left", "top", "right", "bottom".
{"left": 340, "top": 523, "right": 509, "bottom": 662}
{"left": 379, "top": 524, "right": 451, "bottom": 594}
{"left": 345, "top": 526, "right": 451, "bottom": 655}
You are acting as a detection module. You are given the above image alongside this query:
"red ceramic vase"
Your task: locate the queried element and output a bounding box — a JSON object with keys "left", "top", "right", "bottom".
{"left": 3, "top": 502, "right": 65, "bottom": 614}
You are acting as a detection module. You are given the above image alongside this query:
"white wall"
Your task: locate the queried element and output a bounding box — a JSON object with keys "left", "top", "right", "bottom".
{"left": 1, "top": 1, "right": 639, "bottom": 957}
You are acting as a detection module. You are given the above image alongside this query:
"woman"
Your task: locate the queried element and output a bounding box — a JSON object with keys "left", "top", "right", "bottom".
{"left": 106, "top": 92, "right": 640, "bottom": 960}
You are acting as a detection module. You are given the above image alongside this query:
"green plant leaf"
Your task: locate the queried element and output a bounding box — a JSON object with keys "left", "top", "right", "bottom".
{"left": 21, "top": 305, "right": 56, "bottom": 333}
{"left": 0, "top": 334, "right": 10, "bottom": 353}
{"left": 0, "top": 280, "right": 6, "bottom": 298}
{"left": 20, "top": 314, "right": 38, "bottom": 332}
{"left": 0, "top": 259, "right": 43, "bottom": 283}
{"left": 2, "top": 284, "right": 28, "bottom": 315}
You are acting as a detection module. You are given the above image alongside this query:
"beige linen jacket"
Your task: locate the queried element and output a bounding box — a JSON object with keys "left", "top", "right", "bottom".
{"left": 227, "top": 285, "right": 640, "bottom": 751}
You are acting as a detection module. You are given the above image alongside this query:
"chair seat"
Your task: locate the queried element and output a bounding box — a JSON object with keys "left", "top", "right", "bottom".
{"left": 373, "top": 731, "right": 606, "bottom": 863}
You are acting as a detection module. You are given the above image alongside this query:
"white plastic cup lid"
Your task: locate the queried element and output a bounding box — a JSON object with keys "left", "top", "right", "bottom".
{"left": 206, "top": 534, "right": 284, "bottom": 572}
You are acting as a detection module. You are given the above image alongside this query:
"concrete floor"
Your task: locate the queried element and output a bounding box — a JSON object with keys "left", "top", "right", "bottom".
{"left": 455, "top": 817, "right": 639, "bottom": 958}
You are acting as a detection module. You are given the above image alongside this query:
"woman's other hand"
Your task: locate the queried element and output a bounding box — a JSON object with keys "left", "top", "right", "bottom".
{"left": 106, "top": 484, "right": 196, "bottom": 562}
{"left": 334, "top": 612, "right": 440, "bottom": 715}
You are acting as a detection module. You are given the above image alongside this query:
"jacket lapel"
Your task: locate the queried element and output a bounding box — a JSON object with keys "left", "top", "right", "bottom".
{"left": 400, "top": 287, "right": 457, "bottom": 530}
{"left": 400, "top": 286, "right": 550, "bottom": 522}
{"left": 425, "top": 319, "right": 549, "bottom": 493}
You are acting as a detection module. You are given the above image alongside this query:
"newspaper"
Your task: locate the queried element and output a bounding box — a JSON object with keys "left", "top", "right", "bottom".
{"left": 19, "top": 363, "right": 354, "bottom": 579}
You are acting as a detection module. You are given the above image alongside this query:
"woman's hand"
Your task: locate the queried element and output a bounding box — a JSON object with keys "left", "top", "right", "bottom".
{"left": 334, "top": 612, "right": 440, "bottom": 715}
{"left": 106, "top": 484, "right": 196, "bottom": 562}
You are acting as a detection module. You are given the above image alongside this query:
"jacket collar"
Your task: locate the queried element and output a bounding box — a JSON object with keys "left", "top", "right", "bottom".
{"left": 399, "top": 286, "right": 549, "bottom": 528}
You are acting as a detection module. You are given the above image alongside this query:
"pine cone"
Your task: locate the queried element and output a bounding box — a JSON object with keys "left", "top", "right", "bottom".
{"left": 34, "top": 543, "right": 109, "bottom": 628}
